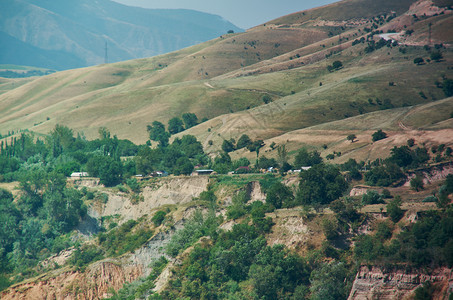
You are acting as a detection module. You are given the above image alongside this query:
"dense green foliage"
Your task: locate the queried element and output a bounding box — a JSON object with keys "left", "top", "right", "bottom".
{"left": 294, "top": 149, "right": 323, "bottom": 168}
{"left": 161, "top": 222, "right": 313, "bottom": 299}
{"left": 297, "top": 164, "right": 348, "bottom": 206}
{"left": 364, "top": 163, "right": 405, "bottom": 186}
{"left": 0, "top": 171, "right": 87, "bottom": 281}
{"left": 355, "top": 207, "right": 453, "bottom": 268}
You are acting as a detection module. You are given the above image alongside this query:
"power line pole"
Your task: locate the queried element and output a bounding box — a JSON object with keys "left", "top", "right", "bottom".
{"left": 104, "top": 41, "right": 108, "bottom": 64}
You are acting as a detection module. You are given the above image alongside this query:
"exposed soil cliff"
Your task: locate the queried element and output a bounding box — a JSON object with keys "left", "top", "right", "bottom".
{"left": 348, "top": 266, "right": 453, "bottom": 300}
{"left": 1, "top": 262, "right": 141, "bottom": 300}
{"left": 99, "top": 176, "right": 211, "bottom": 222}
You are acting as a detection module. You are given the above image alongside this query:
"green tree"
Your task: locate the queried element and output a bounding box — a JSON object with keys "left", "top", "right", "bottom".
{"left": 126, "top": 177, "right": 140, "bottom": 193}
{"left": 410, "top": 175, "right": 424, "bottom": 191}
{"left": 152, "top": 211, "right": 166, "bottom": 226}
{"left": 309, "top": 262, "right": 348, "bottom": 300}
{"left": 361, "top": 190, "right": 384, "bottom": 205}
{"left": 262, "top": 95, "right": 272, "bottom": 104}
{"left": 87, "top": 155, "right": 123, "bottom": 187}
{"left": 134, "top": 147, "right": 161, "bottom": 175}
{"left": 147, "top": 121, "right": 170, "bottom": 147}
{"left": 443, "top": 78, "right": 453, "bottom": 97}
{"left": 294, "top": 149, "right": 323, "bottom": 168}
{"left": 387, "top": 196, "right": 403, "bottom": 223}
{"left": 168, "top": 117, "right": 184, "bottom": 135}
{"left": 47, "top": 124, "right": 75, "bottom": 157}
{"left": 297, "top": 164, "right": 348, "bottom": 206}
{"left": 0, "top": 189, "right": 21, "bottom": 253}
{"left": 173, "top": 157, "right": 194, "bottom": 175}
{"left": 372, "top": 129, "right": 387, "bottom": 142}
{"left": 222, "top": 139, "right": 235, "bottom": 153}
{"left": 332, "top": 60, "right": 343, "bottom": 69}
{"left": 45, "top": 186, "right": 86, "bottom": 233}
{"left": 246, "top": 140, "right": 265, "bottom": 154}
{"left": 364, "top": 163, "right": 405, "bottom": 186}
{"left": 236, "top": 134, "right": 252, "bottom": 149}
{"left": 98, "top": 127, "right": 111, "bottom": 140}
{"left": 257, "top": 156, "right": 278, "bottom": 169}
{"left": 347, "top": 134, "right": 357, "bottom": 143}
{"left": 182, "top": 113, "right": 198, "bottom": 129}
{"left": 266, "top": 182, "right": 294, "bottom": 209}
{"left": 414, "top": 57, "right": 424, "bottom": 65}
{"left": 389, "top": 145, "right": 413, "bottom": 167}
{"left": 430, "top": 51, "right": 443, "bottom": 62}
{"left": 277, "top": 144, "right": 289, "bottom": 166}
{"left": 172, "top": 135, "right": 203, "bottom": 158}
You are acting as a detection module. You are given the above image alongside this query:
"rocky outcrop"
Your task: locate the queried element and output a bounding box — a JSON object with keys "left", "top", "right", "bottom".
{"left": 348, "top": 266, "right": 453, "bottom": 300}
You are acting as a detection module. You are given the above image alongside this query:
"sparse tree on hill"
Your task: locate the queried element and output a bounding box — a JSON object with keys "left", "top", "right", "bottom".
{"left": 372, "top": 129, "right": 387, "bottom": 142}
{"left": 347, "top": 134, "right": 357, "bottom": 143}
{"left": 262, "top": 95, "right": 272, "bottom": 104}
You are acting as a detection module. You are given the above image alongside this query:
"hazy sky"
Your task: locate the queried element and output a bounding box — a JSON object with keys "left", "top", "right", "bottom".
{"left": 112, "top": 0, "right": 338, "bottom": 29}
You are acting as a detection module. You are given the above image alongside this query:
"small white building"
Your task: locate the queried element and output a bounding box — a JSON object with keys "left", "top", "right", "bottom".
{"left": 70, "top": 172, "right": 89, "bottom": 178}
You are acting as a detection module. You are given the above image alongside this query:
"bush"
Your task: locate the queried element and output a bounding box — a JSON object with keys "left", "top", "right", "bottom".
{"left": 362, "top": 190, "right": 384, "bottom": 205}
{"left": 422, "top": 195, "right": 437, "bottom": 203}
{"left": 152, "top": 211, "right": 166, "bottom": 226}
{"left": 410, "top": 175, "right": 424, "bottom": 191}
{"left": 126, "top": 178, "right": 140, "bottom": 193}
{"left": 387, "top": 196, "right": 403, "bottom": 223}
{"left": 265, "top": 182, "right": 294, "bottom": 209}
{"left": 262, "top": 95, "right": 272, "bottom": 104}
{"left": 430, "top": 51, "right": 443, "bottom": 62}
{"left": 69, "top": 244, "right": 104, "bottom": 268}
{"left": 413, "top": 57, "right": 424, "bottom": 65}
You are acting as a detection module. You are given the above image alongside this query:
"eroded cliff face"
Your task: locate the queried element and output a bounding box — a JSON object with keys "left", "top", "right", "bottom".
{"left": 1, "top": 261, "right": 141, "bottom": 300}
{"left": 348, "top": 266, "right": 453, "bottom": 300}
{"left": 99, "top": 176, "right": 211, "bottom": 222}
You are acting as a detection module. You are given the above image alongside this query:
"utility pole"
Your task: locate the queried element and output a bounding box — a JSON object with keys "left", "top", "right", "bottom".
{"left": 428, "top": 23, "right": 432, "bottom": 46}
{"left": 104, "top": 41, "right": 108, "bottom": 64}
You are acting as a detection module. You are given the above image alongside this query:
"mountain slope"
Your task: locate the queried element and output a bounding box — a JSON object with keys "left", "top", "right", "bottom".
{"left": 0, "top": 0, "right": 241, "bottom": 70}
{"left": 0, "top": 0, "right": 451, "bottom": 150}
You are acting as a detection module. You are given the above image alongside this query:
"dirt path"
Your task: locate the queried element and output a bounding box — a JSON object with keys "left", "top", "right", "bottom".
{"left": 204, "top": 82, "right": 214, "bottom": 89}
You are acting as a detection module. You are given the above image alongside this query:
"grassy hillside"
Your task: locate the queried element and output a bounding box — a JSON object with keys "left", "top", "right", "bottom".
{"left": 0, "top": 0, "right": 451, "bottom": 156}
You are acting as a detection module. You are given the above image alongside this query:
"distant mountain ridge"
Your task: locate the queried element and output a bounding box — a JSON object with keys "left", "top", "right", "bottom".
{"left": 0, "top": 0, "right": 242, "bottom": 70}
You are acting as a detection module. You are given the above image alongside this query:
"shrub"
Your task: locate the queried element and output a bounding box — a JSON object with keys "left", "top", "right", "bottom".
{"left": 387, "top": 196, "right": 403, "bottom": 223}
{"left": 126, "top": 177, "right": 140, "bottom": 193}
{"left": 152, "top": 210, "right": 166, "bottom": 226}
{"left": 262, "top": 95, "right": 272, "bottom": 104}
{"left": 265, "top": 182, "right": 294, "bottom": 209}
{"left": 422, "top": 195, "right": 437, "bottom": 202}
{"left": 430, "top": 51, "right": 443, "bottom": 62}
{"left": 410, "top": 175, "right": 424, "bottom": 191}
{"left": 362, "top": 190, "right": 384, "bottom": 205}
{"left": 413, "top": 57, "right": 424, "bottom": 65}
